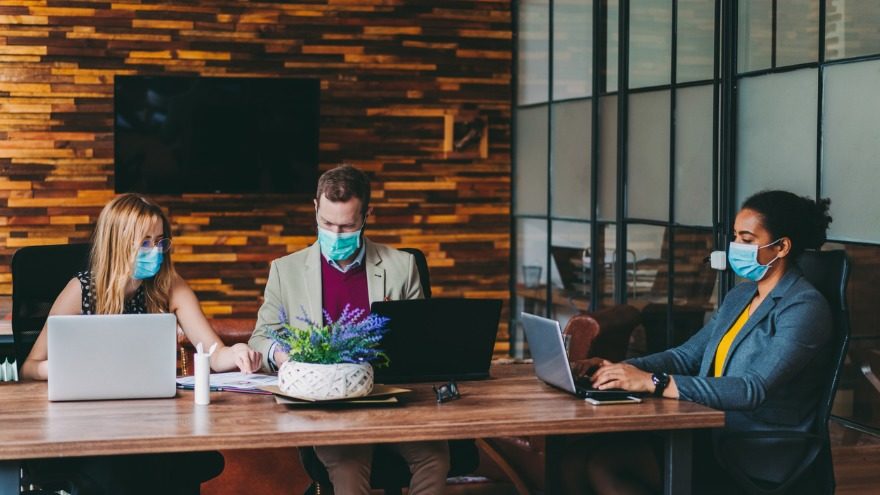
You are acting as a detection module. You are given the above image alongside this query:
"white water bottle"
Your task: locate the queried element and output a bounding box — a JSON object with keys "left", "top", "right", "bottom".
{"left": 194, "top": 351, "right": 211, "bottom": 405}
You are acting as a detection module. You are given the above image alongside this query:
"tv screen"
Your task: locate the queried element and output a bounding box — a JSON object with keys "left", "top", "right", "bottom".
{"left": 114, "top": 76, "right": 320, "bottom": 194}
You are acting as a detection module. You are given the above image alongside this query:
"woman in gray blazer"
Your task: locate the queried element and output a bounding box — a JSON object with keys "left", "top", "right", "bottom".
{"left": 569, "top": 190, "right": 834, "bottom": 494}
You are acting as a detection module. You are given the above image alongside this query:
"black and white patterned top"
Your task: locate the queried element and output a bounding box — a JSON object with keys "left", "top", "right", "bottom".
{"left": 76, "top": 271, "right": 147, "bottom": 315}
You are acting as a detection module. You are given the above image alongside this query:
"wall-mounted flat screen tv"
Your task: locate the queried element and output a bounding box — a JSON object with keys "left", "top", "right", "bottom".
{"left": 114, "top": 76, "right": 320, "bottom": 194}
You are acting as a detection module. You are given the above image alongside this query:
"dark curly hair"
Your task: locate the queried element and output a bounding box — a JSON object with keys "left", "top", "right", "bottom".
{"left": 741, "top": 190, "right": 832, "bottom": 259}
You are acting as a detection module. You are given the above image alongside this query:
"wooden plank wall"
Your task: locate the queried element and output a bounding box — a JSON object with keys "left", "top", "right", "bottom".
{"left": 0, "top": 1, "right": 512, "bottom": 350}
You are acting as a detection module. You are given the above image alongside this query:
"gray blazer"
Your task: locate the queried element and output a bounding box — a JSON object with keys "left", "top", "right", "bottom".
{"left": 249, "top": 238, "right": 423, "bottom": 372}
{"left": 627, "top": 267, "right": 832, "bottom": 481}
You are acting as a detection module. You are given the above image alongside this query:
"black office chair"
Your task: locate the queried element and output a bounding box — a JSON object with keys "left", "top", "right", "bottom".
{"left": 716, "top": 250, "right": 851, "bottom": 495}
{"left": 10, "top": 243, "right": 92, "bottom": 493}
{"left": 299, "top": 247, "right": 479, "bottom": 495}
{"left": 11, "top": 243, "right": 91, "bottom": 369}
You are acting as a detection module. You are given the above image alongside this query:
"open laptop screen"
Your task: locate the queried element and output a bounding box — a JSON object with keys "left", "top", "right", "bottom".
{"left": 370, "top": 298, "right": 502, "bottom": 383}
{"left": 47, "top": 313, "right": 177, "bottom": 401}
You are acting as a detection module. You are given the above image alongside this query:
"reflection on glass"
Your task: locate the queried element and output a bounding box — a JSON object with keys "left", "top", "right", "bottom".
{"left": 816, "top": 244, "right": 880, "bottom": 429}
{"left": 626, "top": 224, "right": 669, "bottom": 302}
{"left": 518, "top": 0, "right": 550, "bottom": 105}
{"left": 553, "top": 0, "right": 592, "bottom": 99}
{"left": 551, "top": 220, "right": 591, "bottom": 328}
{"left": 843, "top": 339, "right": 880, "bottom": 431}
{"left": 517, "top": 219, "right": 549, "bottom": 287}
{"left": 629, "top": 0, "right": 672, "bottom": 88}
{"left": 551, "top": 100, "right": 591, "bottom": 219}
{"left": 598, "top": 96, "right": 618, "bottom": 221}
{"left": 627, "top": 90, "right": 670, "bottom": 222}
{"left": 628, "top": 224, "right": 670, "bottom": 354}
{"left": 598, "top": 223, "right": 618, "bottom": 310}
{"left": 777, "top": 0, "right": 819, "bottom": 66}
{"left": 514, "top": 219, "right": 549, "bottom": 359}
{"left": 826, "top": 0, "right": 880, "bottom": 60}
{"left": 822, "top": 60, "right": 880, "bottom": 243}
{"left": 738, "top": 0, "right": 772, "bottom": 73}
{"left": 841, "top": 244, "right": 880, "bottom": 338}
{"left": 736, "top": 69, "right": 817, "bottom": 207}
{"left": 606, "top": 0, "right": 619, "bottom": 92}
{"left": 669, "top": 227, "right": 717, "bottom": 351}
{"left": 675, "top": 85, "right": 714, "bottom": 227}
{"left": 677, "top": 0, "right": 715, "bottom": 83}
{"left": 514, "top": 106, "right": 549, "bottom": 215}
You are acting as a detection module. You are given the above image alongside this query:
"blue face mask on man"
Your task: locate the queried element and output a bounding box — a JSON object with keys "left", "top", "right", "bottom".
{"left": 133, "top": 248, "right": 163, "bottom": 280}
{"left": 727, "top": 239, "right": 781, "bottom": 282}
{"left": 317, "top": 227, "right": 362, "bottom": 261}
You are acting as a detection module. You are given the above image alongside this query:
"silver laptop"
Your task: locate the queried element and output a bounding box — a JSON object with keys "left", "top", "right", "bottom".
{"left": 47, "top": 314, "right": 178, "bottom": 401}
{"left": 520, "top": 312, "right": 643, "bottom": 399}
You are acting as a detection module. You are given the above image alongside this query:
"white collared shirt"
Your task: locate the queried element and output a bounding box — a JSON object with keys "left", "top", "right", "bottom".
{"left": 324, "top": 244, "right": 366, "bottom": 273}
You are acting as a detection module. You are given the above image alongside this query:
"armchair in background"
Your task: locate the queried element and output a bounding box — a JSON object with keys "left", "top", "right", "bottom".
{"left": 476, "top": 304, "right": 643, "bottom": 494}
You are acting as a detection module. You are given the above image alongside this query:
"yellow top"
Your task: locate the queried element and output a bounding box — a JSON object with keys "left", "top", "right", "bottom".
{"left": 713, "top": 304, "right": 750, "bottom": 377}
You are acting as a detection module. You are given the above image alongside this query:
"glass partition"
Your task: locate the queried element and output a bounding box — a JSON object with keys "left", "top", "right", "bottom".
{"left": 518, "top": 0, "right": 549, "bottom": 105}
{"left": 822, "top": 59, "right": 880, "bottom": 243}
{"left": 627, "top": 90, "right": 670, "bottom": 222}
{"left": 551, "top": 100, "right": 591, "bottom": 219}
{"left": 674, "top": 85, "right": 714, "bottom": 227}
{"left": 736, "top": 69, "right": 818, "bottom": 206}
{"left": 514, "top": 105, "right": 549, "bottom": 215}
{"left": 629, "top": 0, "right": 672, "bottom": 89}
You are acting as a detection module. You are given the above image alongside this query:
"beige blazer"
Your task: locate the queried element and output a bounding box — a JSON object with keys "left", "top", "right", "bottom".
{"left": 249, "top": 238, "right": 424, "bottom": 372}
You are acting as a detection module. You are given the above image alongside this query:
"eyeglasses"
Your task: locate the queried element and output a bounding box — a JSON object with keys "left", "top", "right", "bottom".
{"left": 138, "top": 238, "right": 172, "bottom": 252}
{"left": 432, "top": 380, "right": 461, "bottom": 403}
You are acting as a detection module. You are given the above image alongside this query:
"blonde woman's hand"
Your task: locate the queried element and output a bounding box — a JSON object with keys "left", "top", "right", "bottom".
{"left": 231, "top": 343, "right": 261, "bottom": 373}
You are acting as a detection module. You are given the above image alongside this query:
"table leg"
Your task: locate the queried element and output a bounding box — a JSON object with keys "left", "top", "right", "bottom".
{"left": 664, "top": 429, "right": 693, "bottom": 495}
{"left": 544, "top": 435, "right": 564, "bottom": 495}
{"left": 0, "top": 460, "right": 19, "bottom": 494}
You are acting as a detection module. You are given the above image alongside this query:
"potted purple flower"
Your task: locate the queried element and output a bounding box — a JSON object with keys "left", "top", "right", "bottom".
{"left": 271, "top": 305, "right": 390, "bottom": 400}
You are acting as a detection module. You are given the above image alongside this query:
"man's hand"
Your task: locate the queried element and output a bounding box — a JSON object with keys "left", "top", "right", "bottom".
{"left": 273, "top": 348, "right": 290, "bottom": 367}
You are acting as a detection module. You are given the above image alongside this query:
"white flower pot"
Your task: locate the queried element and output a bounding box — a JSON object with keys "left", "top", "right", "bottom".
{"left": 278, "top": 361, "right": 374, "bottom": 400}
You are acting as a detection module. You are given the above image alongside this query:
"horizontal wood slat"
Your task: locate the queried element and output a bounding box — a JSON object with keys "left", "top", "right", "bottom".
{"left": 0, "top": 0, "right": 512, "bottom": 350}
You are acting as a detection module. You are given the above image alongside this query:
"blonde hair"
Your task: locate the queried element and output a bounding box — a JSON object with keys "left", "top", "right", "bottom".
{"left": 89, "top": 193, "right": 175, "bottom": 314}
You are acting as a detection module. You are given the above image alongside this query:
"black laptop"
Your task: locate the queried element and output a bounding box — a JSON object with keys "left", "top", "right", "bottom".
{"left": 369, "top": 298, "right": 502, "bottom": 383}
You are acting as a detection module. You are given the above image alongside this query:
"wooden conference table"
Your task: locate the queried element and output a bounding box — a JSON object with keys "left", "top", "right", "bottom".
{"left": 0, "top": 365, "right": 723, "bottom": 495}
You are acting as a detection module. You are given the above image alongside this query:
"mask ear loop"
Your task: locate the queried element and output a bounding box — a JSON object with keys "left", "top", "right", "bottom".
{"left": 758, "top": 238, "right": 784, "bottom": 268}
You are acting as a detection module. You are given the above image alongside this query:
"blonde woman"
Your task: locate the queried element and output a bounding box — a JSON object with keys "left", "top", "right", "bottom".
{"left": 20, "top": 193, "right": 260, "bottom": 494}
{"left": 22, "top": 193, "right": 261, "bottom": 380}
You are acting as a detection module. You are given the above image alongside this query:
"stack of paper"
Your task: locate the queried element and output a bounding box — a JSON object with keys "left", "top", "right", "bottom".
{"left": 176, "top": 372, "right": 276, "bottom": 394}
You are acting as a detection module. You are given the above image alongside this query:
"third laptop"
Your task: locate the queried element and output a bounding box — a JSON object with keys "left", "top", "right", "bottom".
{"left": 520, "top": 312, "right": 645, "bottom": 399}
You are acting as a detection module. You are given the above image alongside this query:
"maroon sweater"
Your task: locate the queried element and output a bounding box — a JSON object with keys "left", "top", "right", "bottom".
{"left": 320, "top": 254, "right": 370, "bottom": 324}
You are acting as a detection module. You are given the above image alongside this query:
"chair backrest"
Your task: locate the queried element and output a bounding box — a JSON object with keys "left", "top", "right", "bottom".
{"left": 563, "top": 304, "right": 641, "bottom": 362}
{"left": 796, "top": 250, "right": 851, "bottom": 428}
{"left": 398, "top": 247, "right": 431, "bottom": 299}
{"left": 11, "top": 243, "right": 91, "bottom": 367}
{"left": 796, "top": 250, "right": 851, "bottom": 493}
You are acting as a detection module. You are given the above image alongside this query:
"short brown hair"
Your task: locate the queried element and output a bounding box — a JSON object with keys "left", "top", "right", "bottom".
{"left": 315, "top": 164, "right": 371, "bottom": 214}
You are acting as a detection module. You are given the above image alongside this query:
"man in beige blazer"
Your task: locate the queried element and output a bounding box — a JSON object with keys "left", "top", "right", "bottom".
{"left": 249, "top": 164, "right": 449, "bottom": 495}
